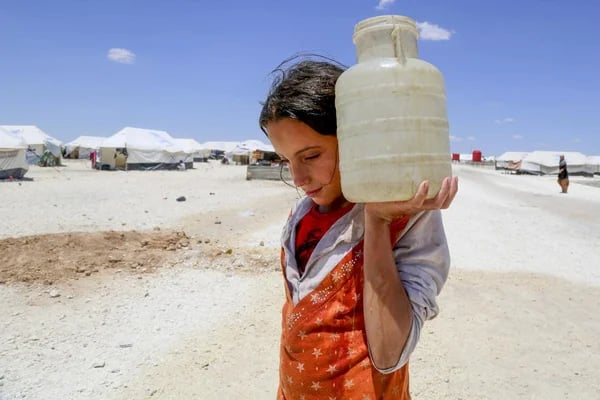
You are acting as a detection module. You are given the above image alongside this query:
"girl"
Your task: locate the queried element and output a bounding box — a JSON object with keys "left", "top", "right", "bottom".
{"left": 259, "top": 58, "right": 458, "bottom": 400}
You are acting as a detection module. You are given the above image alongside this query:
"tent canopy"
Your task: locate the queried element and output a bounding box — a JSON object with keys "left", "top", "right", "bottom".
{"left": 174, "top": 138, "right": 210, "bottom": 159}
{"left": 65, "top": 135, "right": 105, "bottom": 150}
{"left": 586, "top": 155, "right": 600, "bottom": 164}
{"left": 228, "top": 140, "right": 275, "bottom": 156}
{"left": 239, "top": 139, "right": 275, "bottom": 153}
{"left": 497, "top": 151, "right": 529, "bottom": 162}
{"left": 496, "top": 151, "right": 529, "bottom": 170}
{"left": 0, "top": 125, "right": 62, "bottom": 146}
{"left": 65, "top": 135, "right": 106, "bottom": 158}
{"left": 102, "top": 127, "right": 189, "bottom": 152}
{"left": 0, "top": 127, "right": 27, "bottom": 149}
{"left": 201, "top": 141, "right": 241, "bottom": 153}
{"left": 586, "top": 155, "right": 600, "bottom": 174}
{"left": 173, "top": 138, "right": 204, "bottom": 150}
{"left": 0, "top": 125, "right": 62, "bottom": 157}
{"left": 519, "top": 151, "right": 590, "bottom": 175}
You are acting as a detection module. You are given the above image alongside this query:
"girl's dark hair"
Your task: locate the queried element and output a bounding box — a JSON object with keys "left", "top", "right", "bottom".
{"left": 259, "top": 55, "right": 347, "bottom": 136}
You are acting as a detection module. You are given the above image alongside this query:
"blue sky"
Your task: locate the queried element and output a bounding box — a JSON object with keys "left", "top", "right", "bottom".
{"left": 1, "top": 0, "right": 599, "bottom": 156}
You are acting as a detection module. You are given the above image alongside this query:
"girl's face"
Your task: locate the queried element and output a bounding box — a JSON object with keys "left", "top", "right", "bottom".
{"left": 265, "top": 118, "right": 344, "bottom": 209}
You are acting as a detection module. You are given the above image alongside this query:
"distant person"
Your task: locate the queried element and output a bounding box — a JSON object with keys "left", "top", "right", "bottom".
{"left": 558, "top": 154, "right": 569, "bottom": 193}
{"left": 90, "top": 150, "right": 97, "bottom": 169}
{"left": 177, "top": 160, "right": 186, "bottom": 171}
{"left": 258, "top": 58, "right": 458, "bottom": 399}
{"left": 114, "top": 149, "right": 128, "bottom": 170}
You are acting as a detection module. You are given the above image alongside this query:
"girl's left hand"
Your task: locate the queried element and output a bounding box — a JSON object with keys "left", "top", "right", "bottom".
{"left": 364, "top": 176, "right": 458, "bottom": 223}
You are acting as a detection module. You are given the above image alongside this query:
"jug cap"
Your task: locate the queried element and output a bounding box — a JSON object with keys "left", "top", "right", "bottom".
{"left": 354, "top": 15, "right": 418, "bottom": 38}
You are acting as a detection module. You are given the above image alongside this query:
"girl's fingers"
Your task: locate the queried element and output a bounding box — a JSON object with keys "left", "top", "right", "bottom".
{"left": 412, "top": 180, "right": 429, "bottom": 207}
{"left": 421, "top": 177, "right": 456, "bottom": 210}
{"left": 434, "top": 177, "right": 451, "bottom": 204}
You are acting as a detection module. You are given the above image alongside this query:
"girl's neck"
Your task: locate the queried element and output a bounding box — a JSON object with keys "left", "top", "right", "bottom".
{"left": 316, "top": 196, "right": 352, "bottom": 213}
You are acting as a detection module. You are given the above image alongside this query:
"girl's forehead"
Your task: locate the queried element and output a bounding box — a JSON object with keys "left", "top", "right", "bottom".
{"left": 267, "top": 119, "right": 336, "bottom": 150}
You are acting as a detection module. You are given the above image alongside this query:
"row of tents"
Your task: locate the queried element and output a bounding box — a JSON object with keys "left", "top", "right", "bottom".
{"left": 494, "top": 151, "right": 600, "bottom": 176}
{"left": 4, "top": 125, "right": 599, "bottom": 179}
{"left": 0, "top": 125, "right": 277, "bottom": 179}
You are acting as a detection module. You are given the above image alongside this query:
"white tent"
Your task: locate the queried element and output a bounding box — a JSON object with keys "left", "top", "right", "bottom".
{"left": 0, "top": 127, "right": 29, "bottom": 179}
{"left": 200, "top": 141, "right": 241, "bottom": 161}
{"left": 519, "top": 151, "right": 591, "bottom": 175}
{"left": 99, "top": 127, "right": 194, "bottom": 170}
{"left": 226, "top": 139, "right": 276, "bottom": 165}
{"left": 239, "top": 139, "right": 275, "bottom": 153}
{"left": 586, "top": 155, "right": 600, "bottom": 175}
{"left": 64, "top": 136, "right": 106, "bottom": 159}
{"left": 173, "top": 138, "right": 210, "bottom": 162}
{"left": 0, "top": 125, "right": 62, "bottom": 164}
{"left": 496, "top": 151, "right": 529, "bottom": 170}
{"left": 202, "top": 141, "right": 240, "bottom": 152}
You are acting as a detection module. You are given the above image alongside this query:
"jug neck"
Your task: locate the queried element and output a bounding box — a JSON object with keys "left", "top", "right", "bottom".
{"left": 353, "top": 15, "right": 419, "bottom": 64}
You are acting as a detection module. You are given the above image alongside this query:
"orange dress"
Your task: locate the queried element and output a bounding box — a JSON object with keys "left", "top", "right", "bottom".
{"left": 278, "top": 218, "right": 410, "bottom": 400}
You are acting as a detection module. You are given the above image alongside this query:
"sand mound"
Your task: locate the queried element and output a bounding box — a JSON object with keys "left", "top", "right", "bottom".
{"left": 0, "top": 230, "right": 192, "bottom": 284}
{"left": 0, "top": 228, "right": 281, "bottom": 286}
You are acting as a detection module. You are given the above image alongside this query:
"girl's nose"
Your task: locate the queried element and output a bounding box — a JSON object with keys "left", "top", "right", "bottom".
{"left": 291, "top": 164, "right": 309, "bottom": 187}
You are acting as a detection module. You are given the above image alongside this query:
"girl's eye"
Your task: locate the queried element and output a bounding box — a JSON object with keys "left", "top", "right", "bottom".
{"left": 304, "top": 154, "right": 320, "bottom": 161}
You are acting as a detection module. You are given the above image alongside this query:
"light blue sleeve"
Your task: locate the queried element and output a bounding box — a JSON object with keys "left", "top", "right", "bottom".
{"left": 374, "top": 210, "right": 450, "bottom": 374}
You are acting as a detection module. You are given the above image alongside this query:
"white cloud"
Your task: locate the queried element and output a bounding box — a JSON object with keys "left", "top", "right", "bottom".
{"left": 467, "top": 136, "right": 476, "bottom": 141}
{"left": 450, "top": 135, "right": 463, "bottom": 142}
{"left": 512, "top": 134, "right": 523, "bottom": 140}
{"left": 416, "top": 22, "right": 453, "bottom": 41}
{"left": 376, "top": 0, "right": 395, "bottom": 10}
{"left": 107, "top": 48, "right": 136, "bottom": 64}
{"left": 495, "top": 117, "right": 516, "bottom": 124}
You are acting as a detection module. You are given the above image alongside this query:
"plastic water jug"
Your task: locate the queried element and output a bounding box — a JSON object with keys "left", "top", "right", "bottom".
{"left": 335, "top": 15, "right": 452, "bottom": 202}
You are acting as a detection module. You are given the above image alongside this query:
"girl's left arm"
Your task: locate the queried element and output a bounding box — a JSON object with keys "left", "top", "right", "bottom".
{"left": 362, "top": 177, "right": 457, "bottom": 371}
{"left": 362, "top": 214, "right": 413, "bottom": 370}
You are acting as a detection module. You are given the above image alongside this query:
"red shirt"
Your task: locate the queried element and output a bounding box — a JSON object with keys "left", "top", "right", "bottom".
{"left": 294, "top": 202, "right": 355, "bottom": 275}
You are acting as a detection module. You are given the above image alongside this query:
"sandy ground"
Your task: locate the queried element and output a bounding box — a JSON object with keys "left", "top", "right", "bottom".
{"left": 1, "top": 160, "right": 599, "bottom": 399}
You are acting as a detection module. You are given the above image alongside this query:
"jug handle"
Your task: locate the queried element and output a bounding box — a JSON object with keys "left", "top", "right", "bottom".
{"left": 391, "top": 26, "right": 407, "bottom": 65}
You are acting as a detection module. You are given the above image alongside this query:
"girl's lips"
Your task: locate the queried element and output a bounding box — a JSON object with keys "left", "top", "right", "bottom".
{"left": 304, "top": 188, "right": 322, "bottom": 197}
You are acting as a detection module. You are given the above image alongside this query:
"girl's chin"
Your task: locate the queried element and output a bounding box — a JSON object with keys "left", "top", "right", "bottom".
{"left": 310, "top": 196, "right": 332, "bottom": 207}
